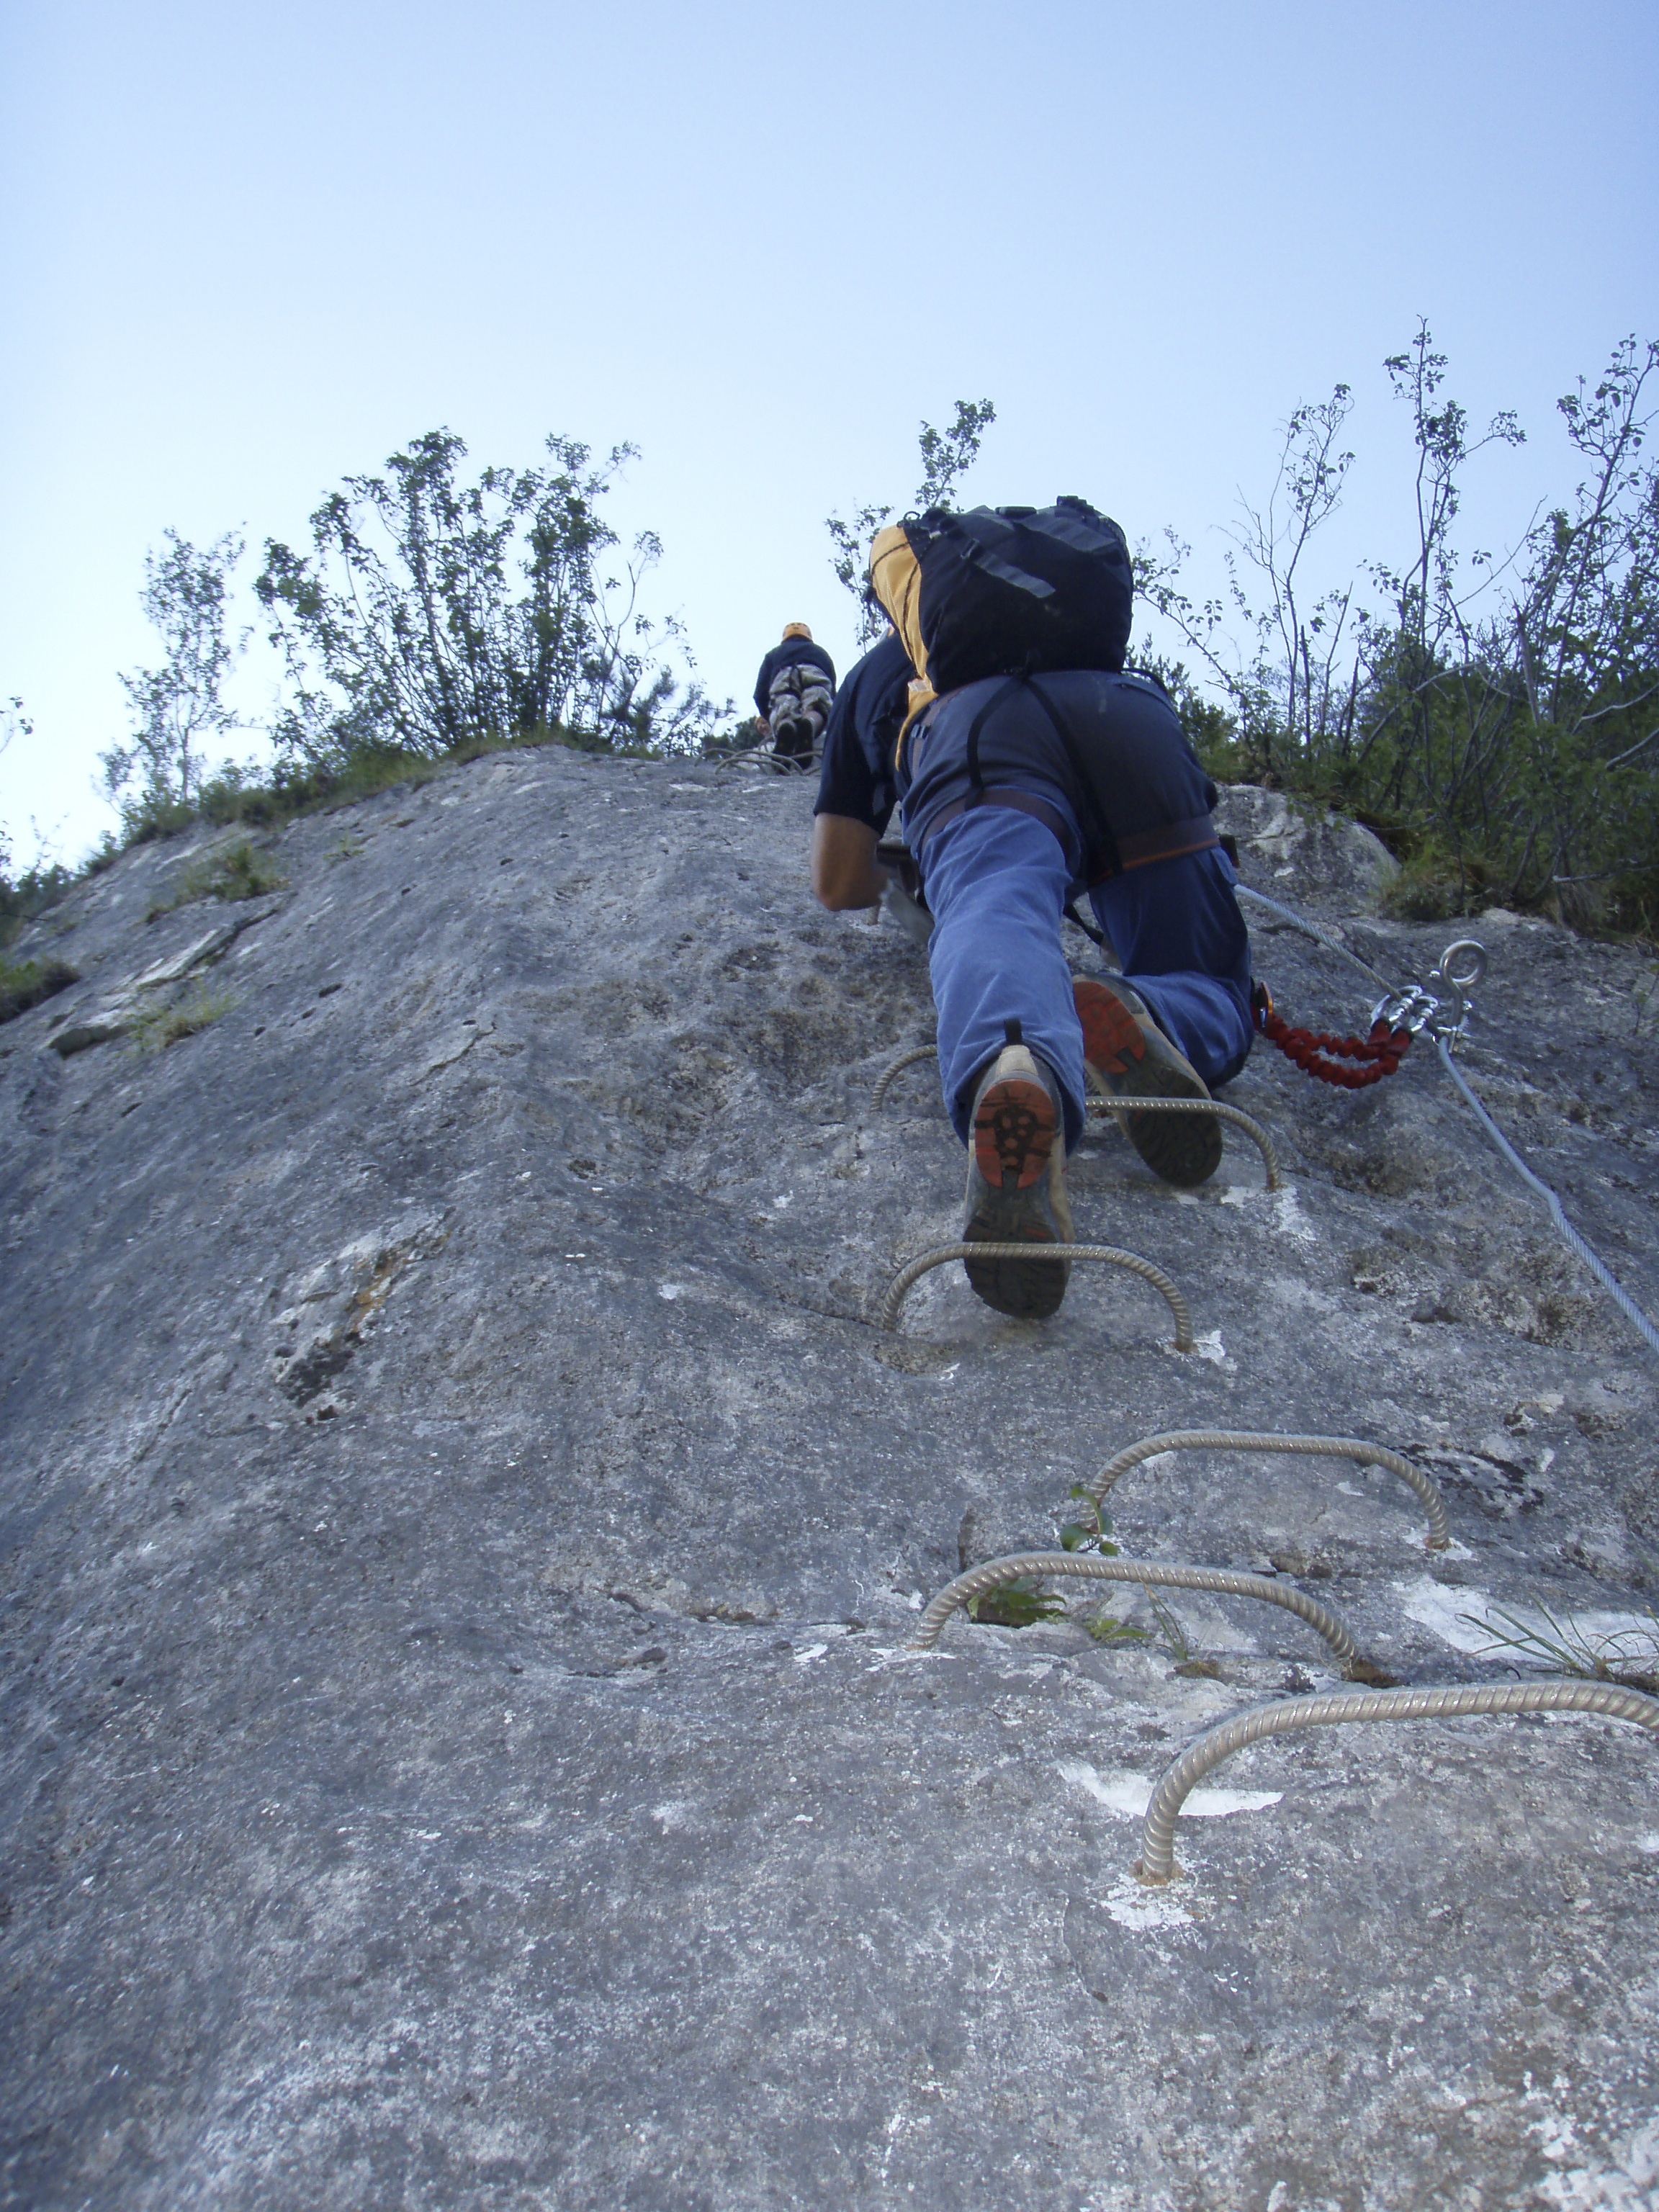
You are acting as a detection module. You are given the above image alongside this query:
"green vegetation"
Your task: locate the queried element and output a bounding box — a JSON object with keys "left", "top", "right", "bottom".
{"left": 0, "top": 956, "right": 78, "bottom": 1025}
{"left": 963, "top": 1490, "right": 1118, "bottom": 1632}
{"left": 0, "top": 426, "right": 734, "bottom": 932}
{"left": 1461, "top": 1599, "right": 1659, "bottom": 1694}
{"left": 0, "top": 699, "right": 78, "bottom": 950}
{"left": 256, "top": 429, "right": 724, "bottom": 769}
{"left": 128, "top": 984, "right": 238, "bottom": 1053}
{"left": 148, "top": 838, "right": 286, "bottom": 920}
{"left": 1057, "top": 1485, "right": 1118, "bottom": 1557}
{"left": 1084, "top": 1587, "right": 1213, "bottom": 1676}
{"left": 101, "top": 532, "right": 248, "bottom": 830}
{"left": 966, "top": 1577, "right": 1067, "bottom": 1629}
{"left": 1143, "top": 326, "right": 1659, "bottom": 931}
{"left": 7, "top": 351, "right": 1657, "bottom": 942}
{"left": 827, "top": 400, "right": 997, "bottom": 649}
{"left": 0, "top": 855, "right": 75, "bottom": 953}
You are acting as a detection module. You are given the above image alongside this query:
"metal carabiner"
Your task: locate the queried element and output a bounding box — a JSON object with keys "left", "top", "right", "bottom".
{"left": 1369, "top": 982, "right": 1437, "bottom": 1036}
{"left": 1370, "top": 940, "right": 1488, "bottom": 1049}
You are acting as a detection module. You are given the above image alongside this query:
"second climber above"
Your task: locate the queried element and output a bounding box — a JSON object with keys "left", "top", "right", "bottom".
{"left": 809, "top": 498, "right": 1253, "bottom": 1324}
{"left": 754, "top": 623, "right": 837, "bottom": 770}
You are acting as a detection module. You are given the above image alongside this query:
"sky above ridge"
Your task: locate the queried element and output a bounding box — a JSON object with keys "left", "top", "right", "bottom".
{"left": 2, "top": 0, "right": 1656, "bottom": 862}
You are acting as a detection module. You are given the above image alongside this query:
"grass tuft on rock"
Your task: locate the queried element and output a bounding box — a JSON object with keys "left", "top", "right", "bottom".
{"left": 0, "top": 956, "right": 79, "bottom": 1025}
{"left": 148, "top": 840, "right": 285, "bottom": 920}
{"left": 130, "top": 986, "right": 237, "bottom": 1052}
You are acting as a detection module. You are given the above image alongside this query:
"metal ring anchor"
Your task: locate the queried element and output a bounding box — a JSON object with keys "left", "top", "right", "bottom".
{"left": 877, "top": 1243, "right": 1195, "bottom": 1350}
{"left": 1082, "top": 1430, "right": 1450, "bottom": 1552}
{"left": 1437, "top": 940, "right": 1486, "bottom": 989}
{"left": 912, "top": 1552, "right": 1372, "bottom": 1674}
{"left": 1135, "top": 1676, "right": 1659, "bottom": 1884}
{"left": 1371, "top": 936, "right": 1489, "bottom": 1047}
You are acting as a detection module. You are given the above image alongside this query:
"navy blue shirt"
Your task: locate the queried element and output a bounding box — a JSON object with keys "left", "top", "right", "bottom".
{"left": 811, "top": 632, "right": 914, "bottom": 836}
{"left": 753, "top": 637, "right": 837, "bottom": 719}
{"left": 819, "top": 657, "right": 1218, "bottom": 886}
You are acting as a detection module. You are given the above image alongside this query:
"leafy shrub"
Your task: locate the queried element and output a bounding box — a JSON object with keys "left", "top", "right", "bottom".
{"left": 256, "top": 429, "right": 725, "bottom": 768}
{"left": 1142, "top": 327, "right": 1659, "bottom": 931}
{"left": 0, "top": 956, "right": 78, "bottom": 1024}
{"left": 101, "top": 532, "right": 247, "bottom": 830}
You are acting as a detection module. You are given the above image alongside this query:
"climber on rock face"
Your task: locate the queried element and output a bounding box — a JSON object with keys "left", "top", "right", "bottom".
{"left": 809, "top": 503, "right": 1254, "bottom": 1325}
{"left": 754, "top": 623, "right": 837, "bottom": 770}
{"left": 811, "top": 625, "right": 914, "bottom": 841}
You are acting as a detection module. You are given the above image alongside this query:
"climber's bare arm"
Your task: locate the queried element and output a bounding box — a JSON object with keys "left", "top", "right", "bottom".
{"left": 812, "top": 814, "right": 892, "bottom": 912}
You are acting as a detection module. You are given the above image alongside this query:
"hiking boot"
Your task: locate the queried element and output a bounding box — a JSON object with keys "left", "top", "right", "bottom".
{"left": 769, "top": 720, "right": 809, "bottom": 771}
{"left": 962, "top": 1043, "right": 1074, "bottom": 1320}
{"left": 1073, "top": 975, "right": 1222, "bottom": 1188}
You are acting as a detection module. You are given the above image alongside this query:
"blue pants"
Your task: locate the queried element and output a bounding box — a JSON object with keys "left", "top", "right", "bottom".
{"left": 919, "top": 805, "right": 1254, "bottom": 1148}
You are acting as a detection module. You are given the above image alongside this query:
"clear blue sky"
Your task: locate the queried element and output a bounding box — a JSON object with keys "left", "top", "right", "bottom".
{"left": 3, "top": 0, "right": 1655, "bottom": 863}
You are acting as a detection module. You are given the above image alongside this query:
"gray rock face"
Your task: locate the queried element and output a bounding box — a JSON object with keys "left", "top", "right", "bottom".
{"left": 1214, "top": 783, "right": 1401, "bottom": 906}
{"left": 3, "top": 753, "right": 1658, "bottom": 2209}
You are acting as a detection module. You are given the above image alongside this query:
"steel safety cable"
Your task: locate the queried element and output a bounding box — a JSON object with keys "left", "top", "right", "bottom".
{"left": 1234, "top": 883, "right": 1396, "bottom": 994}
{"left": 1238, "top": 881, "right": 1659, "bottom": 1363}
{"left": 1434, "top": 1038, "right": 1659, "bottom": 1357}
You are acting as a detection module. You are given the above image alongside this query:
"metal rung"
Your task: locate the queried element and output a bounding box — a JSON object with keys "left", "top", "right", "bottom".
{"left": 878, "top": 1242, "right": 1195, "bottom": 1349}
{"left": 1136, "top": 1678, "right": 1659, "bottom": 1884}
{"left": 868, "top": 1040, "right": 1280, "bottom": 1189}
{"left": 1084, "top": 1429, "right": 1449, "bottom": 1552}
{"left": 912, "top": 1552, "right": 1373, "bottom": 1676}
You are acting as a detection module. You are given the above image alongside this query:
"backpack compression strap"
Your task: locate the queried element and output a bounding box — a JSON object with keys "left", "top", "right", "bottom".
{"left": 962, "top": 675, "right": 1028, "bottom": 812}
{"left": 1021, "top": 675, "right": 1124, "bottom": 881}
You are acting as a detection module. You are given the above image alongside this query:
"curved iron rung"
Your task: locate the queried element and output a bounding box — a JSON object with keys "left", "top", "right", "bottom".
{"left": 912, "top": 1552, "right": 1369, "bottom": 1673}
{"left": 878, "top": 1242, "right": 1195, "bottom": 1350}
{"left": 1087, "top": 1095, "right": 1281, "bottom": 1192}
{"left": 870, "top": 1041, "right": 940, "bottom": 1112}
{"left": 868, "top": 1042, "right": 1280, "bottom": 1191}
{"left": 1136, "top": 1677, "right": 1659, "bottom": 1884}
{"left": 1082, "top": 1429, "right": 1450, "bottom": 1552}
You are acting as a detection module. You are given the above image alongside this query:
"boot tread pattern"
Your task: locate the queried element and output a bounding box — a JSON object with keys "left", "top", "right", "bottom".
{"left": 972, "top": 1079, "right": 1056, "bottom": 1193}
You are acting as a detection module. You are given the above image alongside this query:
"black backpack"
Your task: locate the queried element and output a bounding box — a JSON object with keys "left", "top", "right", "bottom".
{"left": 894, "top": 496, "right": 1133, "bottom": 695}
